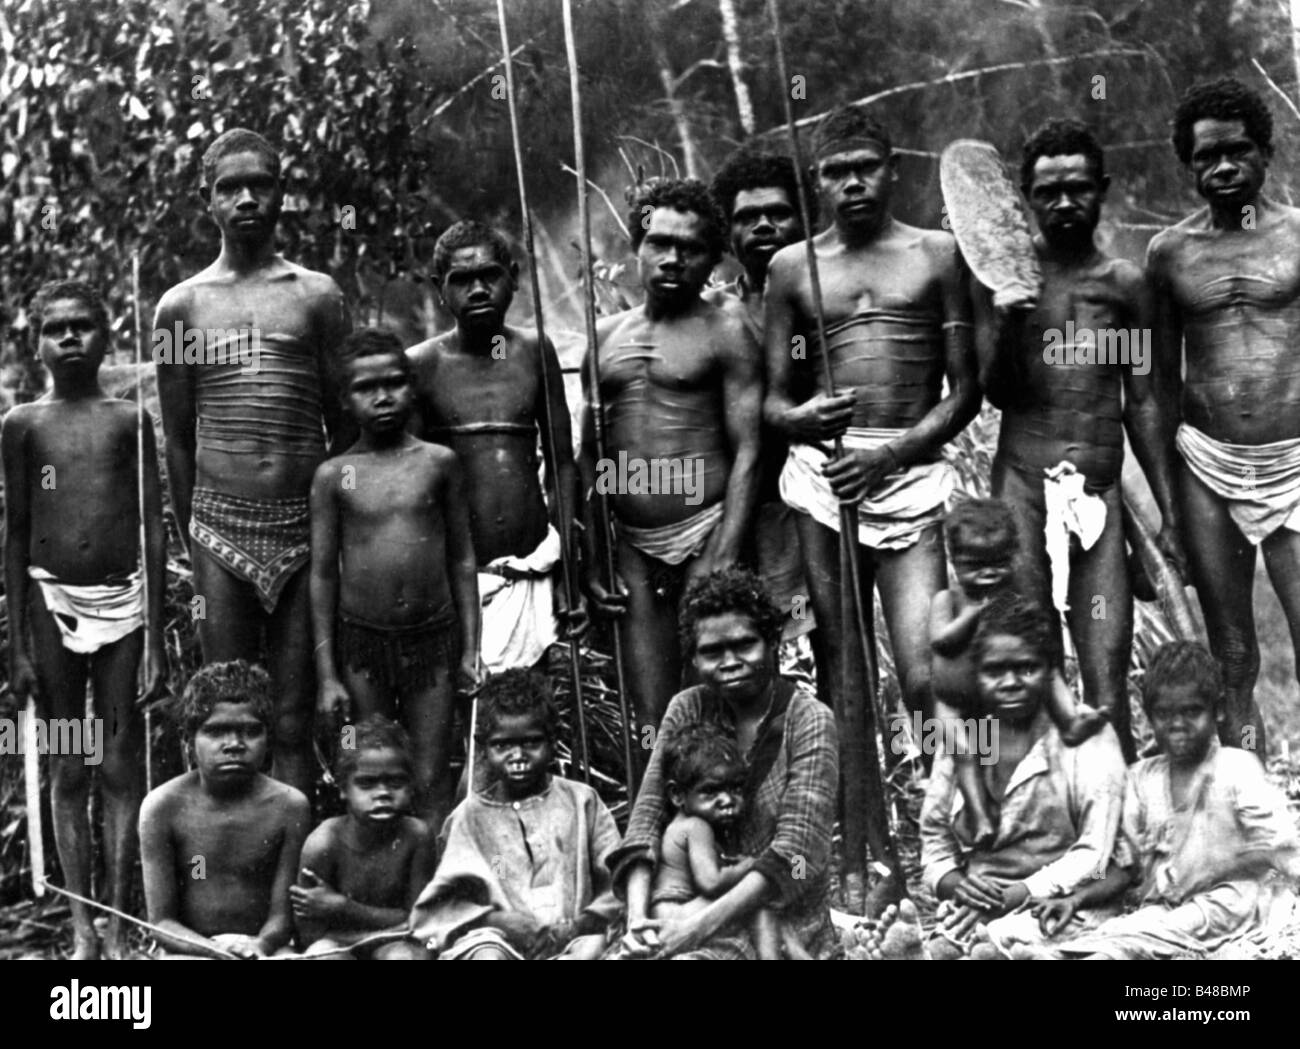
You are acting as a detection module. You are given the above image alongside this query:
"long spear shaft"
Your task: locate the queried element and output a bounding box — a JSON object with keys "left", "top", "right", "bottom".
{"left": 132, "top": 252, "right": 154, "bottom": 793}
{"left": 496, "top": 0, "right": 591, "bottom": 784}
{"left": 560, "top": 0, "right": 638, "bottom": 799}
{"left": 765, "top": 0, "right": 898, "bottom": 899}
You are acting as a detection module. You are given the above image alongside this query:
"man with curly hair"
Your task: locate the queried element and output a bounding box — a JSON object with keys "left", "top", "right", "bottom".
{"left": 610, "top": 567, "right": 840, "bottom": 959}
{"left": 138, "top": 660, "right": 310, "bottom": 958}
{"left": 580, "top": 178, "right": 762, "bottom": 731}
{"left": 1149, "top": 77, "right": 1300, "bottom": 755}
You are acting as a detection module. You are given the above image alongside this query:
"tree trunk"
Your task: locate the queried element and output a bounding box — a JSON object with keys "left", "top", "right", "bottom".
{"left": 648, "top": 8, "right": 702, "bottom": 178}
{"left": 718, "top": 0, "right": 755, "bottom": 136}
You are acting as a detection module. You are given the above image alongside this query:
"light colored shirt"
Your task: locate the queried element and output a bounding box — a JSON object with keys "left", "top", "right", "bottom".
{"left": 921, "top": 711, "right": 1127, "bottom": 898}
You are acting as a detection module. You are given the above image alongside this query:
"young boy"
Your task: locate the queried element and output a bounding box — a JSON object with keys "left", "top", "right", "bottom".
{"left": 651, "top": 722, "right": 809, "bottom": 960}
{"left": 929, "top": 499, "right": 1106, "bottom": 846}
{"left": 139, "top": 661, "right": 309, "bottom": 959}
{"left": 1044, "top": 643, "right": 1300, "bottom": 959}
{"left": 410, "top": 668, "right": 622, "bottom": 959}
{"left": 2, "top": 280, "right": 166, "bottom": 959}
{"left": 291, "top": 715, "right": 434, "bottom": 959}
{"left": 310, "top": 328, "right": 480, "bottom": 830}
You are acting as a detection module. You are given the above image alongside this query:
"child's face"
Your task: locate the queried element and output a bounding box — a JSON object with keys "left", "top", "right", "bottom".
{"left": 1147, "top": 682, "right": 1218, "bottom": 765}
{"left": 38, "top": 298, "right": 107, "bottom": 377}
{"left": 976, "top": 632, "right": 1048, "bottom": 721}
{"left": 438, "top": 244, "right": 516, "bottom": 333}
{"left": 341, "top": 746, "right": 413, "bottom": 825}
{"left": 343, "top": 354, "right": 414, "bottom": 435}
{"left": 484, "top": 712, "right": 553, "bottom": 799}
{"left": 206, "top": 149, "right": 282, "bottom": 242}
{"left": 951, "top": 537, "right": 1015, "bottom": 598}
{"left": 672, "top": 762, "right": 745, "bottom": 829}
{"left": 192, "top": 700, "right": 269, "bottom": 785}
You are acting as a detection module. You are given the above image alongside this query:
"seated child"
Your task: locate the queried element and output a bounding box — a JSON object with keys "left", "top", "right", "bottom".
{"left": 292, "top": 715, "right": 435, "bottom": 959}
{"left": 410, "top": 668, "right": 622, "bottom": 959}
{"left": 651, "top": 722, "right": 810, "bottom": 960}
{"left": 139, "top": 661, "right": 309, "bottom": 958}
{"left": 310, "top": 327, "right": 480, "bottom": 830}
{"left": 2, "top": 280, "right": 166, "bottom": 959}
{"left": 1046, "top": 642, "right": 1300, "bottom": 959}
{"left": 929, "top": 498, "right": 1106, "bottom": 846}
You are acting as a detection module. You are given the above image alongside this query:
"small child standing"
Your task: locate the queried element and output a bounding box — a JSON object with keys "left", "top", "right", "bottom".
{"left": 292, "top": 715, "right": 434, "bottom": 959}
{"left": 651, "top": 722, "right": 809, "bottom": 960}
{"left": 1048, "top": 643, "right": 1300, "bottom": 959}
{"left": 929, "top": 499, "right": 1105, "bottom": 846}
{"left": 310, "top": 328, "right": 480, "bottom": 831}
{"left": 411, "top": 668, "right": 622, "bottom": 959}
{"left": 2, "top": 280, "right": 166, "bottom": 959}
{"left": 139, "top": 661, "right": 309, "bottom": 959}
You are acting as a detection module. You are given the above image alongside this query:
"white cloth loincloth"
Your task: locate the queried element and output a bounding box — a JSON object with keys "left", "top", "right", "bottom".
{"left": 477, "top": 526, "right": 561, "bottom": 672}
{"left": 28, "top": 567, "right": 144, "bottom": 654}
{"left": 778, "top": 427, "right": 953, "bottom": 549}
{"left": 1043, "top": 461, "right": 1107, "bottom": 613}
{"left": 1176, "top": 423, "right": 1300, "bottom": 545}
{"left": 618, "top": 502, "right": 724, "bottom": 566}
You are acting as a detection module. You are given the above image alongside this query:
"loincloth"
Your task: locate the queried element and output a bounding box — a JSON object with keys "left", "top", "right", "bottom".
{"left": 779, "top": 427, "right": 952, "bottom": 549}
{"left": 1042, "top": 461, "right": 1107, "bottom": 614}
{"left": 28, "top": 566, "right": 144, "bottom": 655}
{"left": 1176, "top": 423, "right": 1300, "bottom": 544}
{"left": 478, "top": 526, "right": 560, "bottom": 673}
{"left": 336, "top": 605, "right": 459, "bottom": 694}
{"left": 189, "top": 486, "right": 311, "bottom": 613}
{"left": 618, "top": 502, "right": 724, "bottom": 567}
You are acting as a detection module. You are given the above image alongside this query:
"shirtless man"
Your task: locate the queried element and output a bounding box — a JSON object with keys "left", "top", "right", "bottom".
{"left": 408, "top": 221, "right": 580, "bottom": 674}
{"left": 978, "top": 119, "right": 1184, "bottom": 761}
{"left": 706, "top": 150, "right": 817, "bottom": 650}
{"left": 1148, "top": 78, "right": 1300, "bottom": 754}
{"left": 581, "top": 178, "right": 762, "bottom": 730}
{"left": 155, "top": 129, "right": 350, "bottom": 795}
{"left": 764, "top": 106, "right": 979, "bottom": 898}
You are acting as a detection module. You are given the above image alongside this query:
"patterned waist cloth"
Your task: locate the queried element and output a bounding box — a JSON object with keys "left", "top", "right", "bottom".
{"left": 190, "top": 486, "right": 311, "bottom": 613}
{"left": 336, "top": 605, "right": 460, "bottom": 694}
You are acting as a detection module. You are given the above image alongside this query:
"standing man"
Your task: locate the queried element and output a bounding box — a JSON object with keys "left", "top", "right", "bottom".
{"left": 155, "top": 129, "right": 350, "bottom": 795}
{"left": 707, "top": 150, "right": 817, "bottom": 651}
{"left": 1149, "top": 78, "right": 1300, "bottom": 754}
{"left": 978, "top": 119, "right": 1184, "bottom": 761}
{"left": 581, "top": 178, "right": 763, "bottom": 730}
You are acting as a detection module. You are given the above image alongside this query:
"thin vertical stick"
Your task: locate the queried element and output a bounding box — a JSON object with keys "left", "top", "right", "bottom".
{"left": 561, "top": 0, "right": 638, "bottom": 800}
{"left": 133, "top": 252, "right": 154, "bottom": 792}
{"left": 24, "top": 700, "right": 44, "bottom": 897}
{"left": 496, "top": 0, "right": 591, "bottom": 783}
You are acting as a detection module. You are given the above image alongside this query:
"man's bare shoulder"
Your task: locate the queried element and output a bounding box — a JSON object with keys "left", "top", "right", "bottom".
{"left": 155, "top": 278, "right": 201, "bottom": 318}
{"left": 596, "top": 306, "right": 639, "bottom": 340}
{"left": 767, "top": 242, "right": 806, "bottom": 287}
{"left": 405, "top": 331, "right": 453, "bottom": 373}
{"left": 1147, "top": 210, "right": 1211, "bottom": 263}
{"left": 914, "top": 226, "right": 963, "bottom": 272}
{"left": 281, "top": 259, "right": 345, "bottom": 299}
{"left": 1100, "top": 256, "right": 1147, "bottom": 298}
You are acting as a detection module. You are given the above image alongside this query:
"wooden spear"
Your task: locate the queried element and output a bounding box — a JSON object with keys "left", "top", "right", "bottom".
{"left": 132, "top": 251, "right": 154, "bottom": 792}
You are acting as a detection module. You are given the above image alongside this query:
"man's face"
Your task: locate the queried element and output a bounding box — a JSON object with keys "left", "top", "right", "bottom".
{"left": 976, "top": 633, "right": 1048, "bottom": 723}
{"left": 729, "top": 187, "right": 802, "bottom": 279}
{"left": 38, "top": 298, "right": 107, "bottom": 377}
{"left": 1147, "top": 682, "right": 1217, "bottom": 766}
{"left": 192, "top": 701, "right": 269, "bottom": 786}
{"left": 438, "top": 245, "right": 516, "bottom": 334}
{"left": 206, "top": 150, "right": 282, "bottom": 244}
{"left": 1026, "top": 154, "right": 1107, "bottom": 245}
{"left": 816, "top": 144, "right": 895, "bottom": 231}
{"left": 343, "top": 354, "right": 413, "bottom": 436}
{"left": 341, "top": 747, "right": 413, "bottom": 824}
{"left": 692, "top": 612, "right": 773, "bottom": 704}
{"left": 484, "top": 712, "right": 553, "bottom": 800}
{"left": 636, "top": 207, "right": 716, "bottom": 306}
{"left": 1189, "top": 117, "right": 1268, "bottom": 206}
{"left": 671, "top": 762, "right": 744, "bottom": 830}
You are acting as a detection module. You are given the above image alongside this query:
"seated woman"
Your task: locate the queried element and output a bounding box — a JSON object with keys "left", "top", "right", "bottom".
{"left": 607, "top": 567, "right": 840, "bottom": 960}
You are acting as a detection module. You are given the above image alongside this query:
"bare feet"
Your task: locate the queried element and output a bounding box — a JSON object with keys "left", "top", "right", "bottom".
{"left": 861, "top": 900, "right": 928, "bottom": 960}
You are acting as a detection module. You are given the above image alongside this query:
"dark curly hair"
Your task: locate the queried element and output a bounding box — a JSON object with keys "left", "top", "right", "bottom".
{"left": 972, "top": 592, "right": 1052, "bottom": 667}
{"left": 474, "top": 667, "right": 560, "bottom": 745}
{"left": 29, "top": 280, "right": 110, "bottom": 350}
{"left": 1020, "top": 118, "right": 1105, "bottom": 188}
{"left": 335, "top": 714, "right": 414, "bottom": 786}
{"left": 662, "top": 721, "right": 746, "bottom": 794}
{"left": 626, "top": 177, "right": 727, "bottom": 258}
{"left": 1141, "top": 641, "right": 1224, "bottom": 714}
{"left": 678, "top": 566, "right": 783, "bottom": 659}
{"left": 1172, "top": 77, "right": 1273, "bottom": 164}
{"left": 945, "top": 498, "right": 1019, "bottom": 560}
{"left": 335, "top": 326, "right": 411, "bottom": 388}
{"left": 202, "top": 127, "right": 280, "bottom": 188}
{"left": 177, "top": 660, "right": 275, "bottom": 744}
{"left": 432, "top": 219, "right": 513, "bottom": 278}
{"left": 812, "top": 104, "right": 892, "bottom": 159}
{"left": 709, "top": 148, "right": 813, "bottom": 229}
